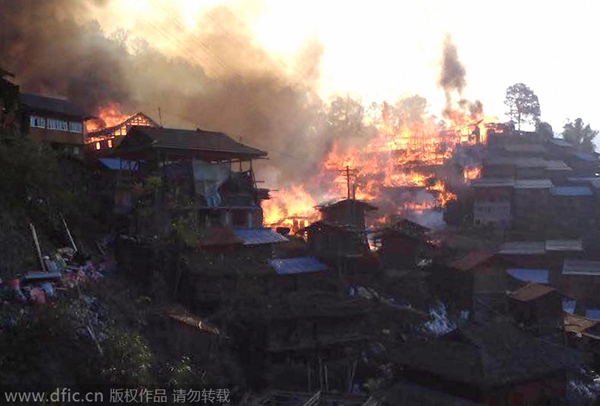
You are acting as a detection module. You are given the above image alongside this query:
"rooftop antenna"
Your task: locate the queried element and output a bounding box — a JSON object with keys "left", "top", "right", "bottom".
{"left": 339, "top": 165, "right": 358, "bottom": 200}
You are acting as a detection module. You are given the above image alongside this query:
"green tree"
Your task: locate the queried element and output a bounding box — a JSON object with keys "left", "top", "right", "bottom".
{"left": 562, "top": 118, "right": 598, "bottom": 153}
{"left": 504, "top": 83, "right": 541, "bottom": 130}
{"left": 536, "top": 121, "right": 554, "bottom": 140}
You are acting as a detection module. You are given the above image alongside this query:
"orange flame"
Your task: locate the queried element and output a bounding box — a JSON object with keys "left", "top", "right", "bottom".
{"left": 85, "top": 102, "right": 131, "bottom": 133}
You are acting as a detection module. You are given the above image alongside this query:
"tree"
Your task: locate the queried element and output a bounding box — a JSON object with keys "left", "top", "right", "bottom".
{"left": 504, "top": 83, "right": 541, "bottom": 130}
{"left": 562, "top": 118, "right": 598, "bottom": 153}
{"left": 536, "top": 121, "right": 554, "bottom": 140}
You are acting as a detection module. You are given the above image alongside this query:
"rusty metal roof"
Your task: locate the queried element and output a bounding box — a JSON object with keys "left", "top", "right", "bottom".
{"left": 509, "top": 283, "right": 555, "bottom": 302}
{"left": 449, "top": 251, "right": 496, "bottom": 271}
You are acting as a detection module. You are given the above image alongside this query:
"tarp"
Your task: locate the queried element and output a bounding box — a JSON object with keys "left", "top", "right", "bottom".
{"left": 269, "top": 257, "right": 327, "bottom": 275}
{"left": 506, "top": 268, "right": 549, "bottom": 285}
{"left": 192, "top": 160, "right": 230, "bottom": 207}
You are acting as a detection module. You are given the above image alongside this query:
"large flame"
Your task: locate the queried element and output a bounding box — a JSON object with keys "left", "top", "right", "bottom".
{"left": 263, "top": 102, "right": 495, "bottom": 231}
{"left": 85, "top": 102, "right": 131, "bottom": 133}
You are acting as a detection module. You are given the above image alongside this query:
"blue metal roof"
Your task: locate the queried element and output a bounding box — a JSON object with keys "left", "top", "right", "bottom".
{"left": 23, "top": 271, "right": 62, "bottom": 281}
{"left": 572, "top": 152, "right": 599, "bottom": 162}
{"left": 506, "top": 268, "right": 549, "bottom": 285}
{"left": 269, "top": 257, "right": 328, "bottom": 275}
{"left": 232, "top": 228, "right": 288, "bottom": 245}
{"left": 98, "top": 158, "right": 139, "bottom": 171}
{"left": 551, "top": 186, "right": 593, "bottom": 196}
{"left": 563, "top": 300, "right": 576, "bottom": 314}
{"left": 586, "top": 309, "right": 600, "bottom": 321}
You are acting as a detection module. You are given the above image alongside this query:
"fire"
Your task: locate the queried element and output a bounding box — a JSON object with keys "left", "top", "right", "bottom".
{"left": 261, "top": 185, "right": 319, "bottom": 232}
{"left": 85, "top": 102, "right": 131, "bottom": 133}
{"left": 262, "top": 101, "right": 497, "bottom": 230}
{"left": 463, "top": 166, "right": 481, "bottom": 180}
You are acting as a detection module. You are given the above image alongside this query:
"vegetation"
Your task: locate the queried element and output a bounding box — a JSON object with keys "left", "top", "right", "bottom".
{"left": 562, "top": 118, "right": 598, "bottom": 153}
{"left": 504, "top": 83, "right": 541, "bottom": 130}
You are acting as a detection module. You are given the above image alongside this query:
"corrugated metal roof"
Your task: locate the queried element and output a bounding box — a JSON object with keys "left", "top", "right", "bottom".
{"left": 471, "top": 178, "right": 515, "bottom": 188}
{"left": 269, "top": 257, "right": 328, "bottom": 275}
{"left": 509, "top": 283, "right": 555, "bottom": 302}
{"left": 503, "top": 144, "right": 546, "bottom": 154}
{"left": 551, "top": 186, "right": 593, "bottom": 196}
{"left": 232, "top": 228, "right": 288, "bottom": 245}
{"left": 514, "top": 179, "right": 553, "bottom": 189}
{"left": 563, "top": 260, "right": 600, "bottom": 276}
{"left": 545, "top": 240, "right": 583, "bottom": 252}
{"left": 586, "top": 309, "right": 600, "bottom": 321}
{"left": 506, "top": 269, "right": 549, "bottom": 284}
{"left": 549, "top": 138, "right": 572, "bottom": 148}
{"left": 449, "top": 251, "right": 495, "bottom": 271}
{"left": 498, "top": 241, "right": 546, "bottom": 255}
{"left": 572, "top": 152, "right": 599, "bottom": 162}
{"left": 20, "top": 93, "right": 89, "bottom": 119}
{"left": 544, "top": 160, "right": 572, "bottom": 171}
{"left": 98, "top": 158, "right": 139, "bottom": 171}
{"left": 125, "top": 126, "right": 267, "bottom": 158}
{"left": 567, "top": 176, "right": 600, "bottom": 183}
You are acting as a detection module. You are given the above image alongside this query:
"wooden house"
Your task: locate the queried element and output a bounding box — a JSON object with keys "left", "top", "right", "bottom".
{"left": 19, "top": 93, "right": 90, "bottom": 156}
{"left": 373, "top": 219, "right": 438, "bottom": 269}
{"left": 508, "top": 283, "right": 563, "bottom": 334}
{"left": 393, "top": 319, "right": 587, "bottom": 405}
{"left": 112, "top": 126, "right": 269, "bottom": 237}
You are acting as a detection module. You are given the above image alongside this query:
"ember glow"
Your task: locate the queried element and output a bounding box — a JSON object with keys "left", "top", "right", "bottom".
{"left": 463, "top": 166, "right": 482, "bottom": 180}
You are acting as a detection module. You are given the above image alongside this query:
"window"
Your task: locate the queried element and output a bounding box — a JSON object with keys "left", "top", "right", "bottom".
{"left": 47, "top": 118, "right": 69, "bottom": 131}
{"left": 30, "top": 115, "right": 46, "bottom": 128}
{"left": 69, "top": 121, "right": 83, "bottom": 133}
{"left": 107, "top": 139, "right": 113, "bottom": 148}
{"left": 95, "top": 142, "right": 101, "bottom": 150}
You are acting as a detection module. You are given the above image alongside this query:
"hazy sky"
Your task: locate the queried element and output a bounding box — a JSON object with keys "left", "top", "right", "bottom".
{"left": 98, "top": 0, "right": 599, "bottom": 134}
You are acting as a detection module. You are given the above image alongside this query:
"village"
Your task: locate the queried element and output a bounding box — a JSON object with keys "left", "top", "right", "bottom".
{"left": 2, "top": 56, "right": 600, "bottom": 406}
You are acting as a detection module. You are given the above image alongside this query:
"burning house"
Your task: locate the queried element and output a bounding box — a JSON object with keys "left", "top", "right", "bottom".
{"left": 86, "top": 111, "right": 159, "bottom": 152}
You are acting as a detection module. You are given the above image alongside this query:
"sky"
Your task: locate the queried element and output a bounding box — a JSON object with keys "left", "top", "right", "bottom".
{"left": 96, "top": 0, "right": 600, "bottom": 134}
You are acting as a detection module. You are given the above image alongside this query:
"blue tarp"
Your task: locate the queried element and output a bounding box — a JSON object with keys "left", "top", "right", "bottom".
{"left": 563, "top": 300, "right": 576, "bottom": 314}
{"left": 586, "top": 309, "right": 600, "bottom": 320}
{"left": 232, "top": 228, "right": 288, "bottom": 245}
{"left": 269, "top": 257, "right": 328, "bottom": 275}
{"left": 98, "top": 158, "right": 139, "bottom": 171}
{"left": 506, "top": 268, "right": 549, "bottom": 284}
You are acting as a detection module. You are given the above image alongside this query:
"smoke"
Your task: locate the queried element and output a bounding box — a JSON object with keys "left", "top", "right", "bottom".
{"left": 438, "top": 34, "right": 466, "bottom": 100}
{"left": 0, "top": 0, "right": 331, "bottom": 185}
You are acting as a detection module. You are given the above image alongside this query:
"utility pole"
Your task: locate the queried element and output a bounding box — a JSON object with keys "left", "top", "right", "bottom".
{"left": 339, "top": 165, "right": 358, "bottom": 199}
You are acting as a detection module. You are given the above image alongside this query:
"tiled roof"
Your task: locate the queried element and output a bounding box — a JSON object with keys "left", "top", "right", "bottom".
{"left": 232, "top": 228, "right": 288, "bottom": 245}
{"left": 269, "top": 257, "right": 328, "bottom": 275}
{"left": 509, "top": 283, "right": 555, "bottom": 302}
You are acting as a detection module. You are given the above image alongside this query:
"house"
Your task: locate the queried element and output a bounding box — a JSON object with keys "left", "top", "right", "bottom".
{"left": 511, "top": 179, "right": 553, "bottom": 237}
{"left": 19, "top": 93, "right": 90, "bottom": 156}
{"left": 497, "top": 239, "right": 584, "bottom": 270}
{"left": 431, "top": 251, "right": 506, "bottom": 315}
{"left": 393, "top": 319, "right": 587, "bottom": 405}
{"left": 317, "top": 198, "right": 377, "bottom": 230}
{"left": 550, "top": 186, "right": 595, "bottom": 234}
{"left": 112, "top": 125, "right": 269, "bottom": 236}
{"left": 507, "top": 283, "right": 563, "bottom": 334}
{"left": 561, "top": 259, "right": 600, "bottom": 304}
{"left": 373, "top": 219, "right": 438, "bottom": 269}
{"left": 470, "top": 178, "right": 514, "bottom": 228}
{"left": 86, "top": 112, "right": 159, "bottom": 152}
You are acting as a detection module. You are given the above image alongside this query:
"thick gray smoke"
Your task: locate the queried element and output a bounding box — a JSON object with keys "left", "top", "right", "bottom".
{"left": 0, "top": 0, "right": 332, "bottom": 185}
